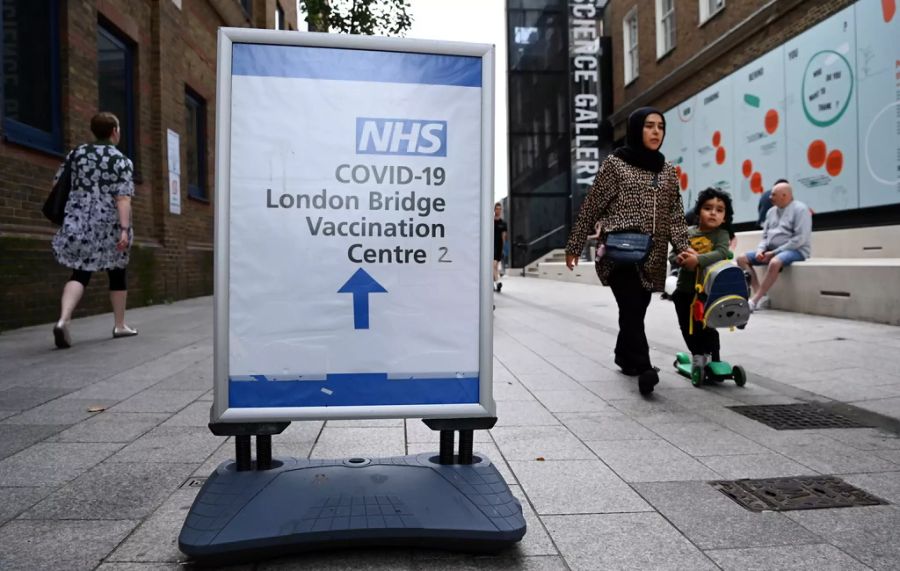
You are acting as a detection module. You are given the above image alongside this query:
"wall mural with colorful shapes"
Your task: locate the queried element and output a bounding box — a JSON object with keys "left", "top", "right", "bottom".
{"left": 664, "top": 0, "right": 899, "bottom": 224}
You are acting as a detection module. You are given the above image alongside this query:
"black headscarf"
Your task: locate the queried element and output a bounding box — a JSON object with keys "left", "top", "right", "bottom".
{"left": 612, "top": 107, "right": 666, "bottom": 173}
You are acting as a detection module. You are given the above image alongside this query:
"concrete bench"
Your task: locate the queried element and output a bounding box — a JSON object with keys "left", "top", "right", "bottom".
{"left": 734, "top": 225, "right": 900, "bottom": 258}
{"left": 762, "top": 257, "right": 900, "bottom": 325}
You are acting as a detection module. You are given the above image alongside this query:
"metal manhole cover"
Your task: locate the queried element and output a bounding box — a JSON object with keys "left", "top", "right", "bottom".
{"left": 711, "top": 476, "right": 888, "bottom": 512}
{"left": 727, "top": 404, "right": 870, "bottom": 430}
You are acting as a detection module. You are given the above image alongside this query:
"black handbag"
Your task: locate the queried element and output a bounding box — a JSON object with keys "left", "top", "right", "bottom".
{"left": 603, "top": 173, "right": 659, "bottom": 265}
{"left": 42, "top": 157, "right": 72, "bottom": 226}
{"left": 604, "top": 232, "right": 653, "bottom": 264}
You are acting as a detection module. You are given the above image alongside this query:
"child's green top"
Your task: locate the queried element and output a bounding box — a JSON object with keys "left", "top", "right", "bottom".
{"left": 671, "top": 226, "right": 731, "bottom": 293}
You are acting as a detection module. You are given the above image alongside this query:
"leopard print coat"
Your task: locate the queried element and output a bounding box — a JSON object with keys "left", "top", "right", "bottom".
{"left": 565, "top": 155, "right": 690, "bottom": 292}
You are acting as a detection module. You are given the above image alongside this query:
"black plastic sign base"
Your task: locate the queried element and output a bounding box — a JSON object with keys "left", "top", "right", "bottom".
{"left": 179, "top": 452, "right": 526, "bottom": 565}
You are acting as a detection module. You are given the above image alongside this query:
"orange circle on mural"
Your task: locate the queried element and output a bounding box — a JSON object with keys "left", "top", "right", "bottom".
{"left": 675, "top": 165, "right": 682, "bottom": 176}
{"left": 808, "top": 140, "right": 827, "bottom": 168}
{"left": 680, "top": 172, "right": 688, "bottom": 191}
{"left": 712, "top": 131, "right": 722, "bottom": 147}
{"left": 764, "top": 109, "right": 779, "bottom": 134}
{"left": 715, "top": 146, "right": 726, "bottom": 165}
{"left": 750, "top": 172, "right": 763, "bottom": 194}
{"left": 742, "top": 159, "right": 753, "bottom": 178}
{"left": 826, "top": 149, "right": 843, "bottom": 177}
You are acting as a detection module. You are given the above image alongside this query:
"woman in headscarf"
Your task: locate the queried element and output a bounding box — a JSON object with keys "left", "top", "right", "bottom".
{"left": 565, "top": 107, "right": 691, "bottom": 395}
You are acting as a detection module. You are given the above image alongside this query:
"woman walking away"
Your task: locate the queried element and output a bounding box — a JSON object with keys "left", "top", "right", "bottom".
{"left": 565, "top": 107, "right": 691, "bottom": 395}
{"left": 51, "top": 112, "right": 138, "bottom": 348}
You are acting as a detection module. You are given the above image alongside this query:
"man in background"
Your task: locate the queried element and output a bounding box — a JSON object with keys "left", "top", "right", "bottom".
{"left": 737, "top": 180, "right": 812, "bottom": 311}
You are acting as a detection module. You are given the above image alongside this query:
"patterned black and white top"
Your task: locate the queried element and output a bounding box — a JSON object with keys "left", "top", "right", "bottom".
{"left": 566, "top": 155, "right": 690, "bottom": 292}
{"left": 51, "top": 143, "right": 134, "bottom": 271}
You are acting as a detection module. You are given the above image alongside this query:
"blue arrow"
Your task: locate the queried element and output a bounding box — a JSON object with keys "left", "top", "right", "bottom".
{"left": 337, "top": 268, "right": 387, "bottom": 329}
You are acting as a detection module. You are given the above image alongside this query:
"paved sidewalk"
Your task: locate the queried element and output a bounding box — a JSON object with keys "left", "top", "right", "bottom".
{"left": 1, "top": 276, "right": 899, "bottom": 570}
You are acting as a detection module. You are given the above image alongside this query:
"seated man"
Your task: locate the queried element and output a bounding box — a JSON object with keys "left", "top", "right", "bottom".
{"left": 737, "top": 180, "right": 811, "bottom": 311}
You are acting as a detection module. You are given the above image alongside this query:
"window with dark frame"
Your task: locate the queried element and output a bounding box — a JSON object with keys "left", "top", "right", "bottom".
{"left": 185, "top": 89, "right": 207, "bottom": 200}
{"left": 1, "top": 0, "right": 62, "bottom": 153}
{"left": 275, "top": 2, "right": 284, "bottom": 30}
{"left": 97, "top": 22, "right": 136, "bottom": 163}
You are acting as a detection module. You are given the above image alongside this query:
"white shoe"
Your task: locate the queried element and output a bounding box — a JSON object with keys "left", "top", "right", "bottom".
{"left": 748, "top": 299, "right": 758, "bottom": 312}
{"left": 691, "top": 354, "right": 707, "bottom": 369}
{"left": 757, "top": 295, "right": 770, "bottom": 309}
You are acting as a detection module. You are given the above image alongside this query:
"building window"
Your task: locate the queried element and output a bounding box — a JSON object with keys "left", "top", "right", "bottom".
{"left": 98, "top": 23, "right": 136, "bottom": 162}
{"left": 622, "top": 7, "right": 638, "bottom": 85}
{"left": 1, "top": 0, "right": 62, "bottom": 153}
{"left": 275, "top": 2, "right": 284, "bottom": 29}
{"left": 656, "top": 0, "right": 675, "bottom": 58}
{"left": 185, "top": 89, "right": 207, "bottom": 200}
{"left": 699, "top": 0, "right": 725, "bottom": 24}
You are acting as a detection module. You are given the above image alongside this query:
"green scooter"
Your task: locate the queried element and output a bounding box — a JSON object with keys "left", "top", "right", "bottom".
{"left": 674, "top": 352, "right": 747, "bottom": 387}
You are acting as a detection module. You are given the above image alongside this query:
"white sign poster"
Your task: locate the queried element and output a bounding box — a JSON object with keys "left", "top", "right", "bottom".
{"left": 785, "top": 5, "right": 858, "bottom": 214}
{"left": 213, "top": 31, "right": 495, "bottom": 421}
{"left": 855, "top": 0, "right": 900, "bottom": 207}
{"left": 663, "top": 98, "right": 696, "bottom": 210}
{"left": 693, "top": 76, "right": 735, "bottom": 196}
{"left": 167, "top": 129, "right": 181, "bottom": 215}
{"left": 731, "top": 46, "right": 787, "bottom": 223}
{"left": 168, "top": 172, "right": 181, "bottom": 215}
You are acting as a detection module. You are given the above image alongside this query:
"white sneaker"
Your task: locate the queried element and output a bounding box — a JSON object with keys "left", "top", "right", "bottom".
{"left": 757, "top": 295, "right": 770, "bottom": 309}
{"left": 748, "top": 299, "right": 758, "bottom": 312}
{"left": 691, "top": 354, "right": 707, "bottom": 369}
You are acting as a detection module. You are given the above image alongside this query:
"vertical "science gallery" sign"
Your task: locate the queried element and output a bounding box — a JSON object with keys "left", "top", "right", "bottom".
{"left": 211, "top": 30, "right": 496, "bottom": 422}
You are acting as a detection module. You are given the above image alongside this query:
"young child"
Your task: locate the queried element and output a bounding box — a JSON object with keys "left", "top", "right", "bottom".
{"left": 671, "top": 187, "right": 734, "bottom": 373}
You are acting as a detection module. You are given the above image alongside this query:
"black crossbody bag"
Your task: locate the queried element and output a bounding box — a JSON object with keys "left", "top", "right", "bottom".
{"left": 42, "top": 156, "right": 72, "bottom": 226}
{"left": 603, "top": 173, "right": 658, "bottom": 265}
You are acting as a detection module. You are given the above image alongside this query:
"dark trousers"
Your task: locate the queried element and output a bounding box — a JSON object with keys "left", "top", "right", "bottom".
{"left": 672, "top": 290, "right": 720, "bottom": 361}
{"left": 608, "top": 265, "right": 652, "bottom": 372}
{"left": 70, "top": 268, "right": 127, "bottom": 291}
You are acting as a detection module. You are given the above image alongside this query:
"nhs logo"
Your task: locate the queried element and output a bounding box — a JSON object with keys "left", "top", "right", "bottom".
{"left": 356, "top": 118, "right": 447, "bottom": 157}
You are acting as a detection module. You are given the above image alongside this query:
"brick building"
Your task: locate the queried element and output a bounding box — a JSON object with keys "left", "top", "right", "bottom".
{"left": 603, "top": 0, "right": 899, "bottom": 228}
{"left": 0, "top": 0, "right": 298, "bottom": 331}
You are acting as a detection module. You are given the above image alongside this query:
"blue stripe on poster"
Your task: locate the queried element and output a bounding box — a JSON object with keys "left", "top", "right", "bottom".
{"left": 232, "top": 43, "right": 482, "bottom": 87}
{"left": 228, "top": 373, "right": 480, "bottom": 407}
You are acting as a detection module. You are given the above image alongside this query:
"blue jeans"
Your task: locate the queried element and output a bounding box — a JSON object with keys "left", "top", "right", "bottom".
{"left": 742, "top": 249, "right": 805, "bottom": 267}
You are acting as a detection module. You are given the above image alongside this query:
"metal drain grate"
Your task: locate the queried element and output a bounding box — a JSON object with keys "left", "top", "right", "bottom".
{"left": 727, "top": 403, "right": 870, "bottom": 430}
{"left": 180, "top": 476, "right": 208, "bottom": 489}
{"left": 711, "top": 476, "right": 888, "bottom": 512}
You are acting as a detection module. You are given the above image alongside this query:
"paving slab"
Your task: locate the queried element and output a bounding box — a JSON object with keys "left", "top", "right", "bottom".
{"left": 634, "top": 481, "right": 825, "bottom": 550}
{"left": 543, "top": 512, "right": 718, "bottom": 571}
{"left": 529, "top": 389, "right": 618, "bottom": 413}
{"left": 696, "top": 452, "right": 815, "bottom": 479}
{"left": 310, "top": 426, "right": 406, "bottom": 459}
{"left": 508, "top": 459, "right": 650, "bottom": 514}
{"left": 557, "top": 411, "right": 659, "bottom": 440}
{"left": 51, "top": 412, "right": 169, "bottom": 443}
{"left": 586, "top": 439, "right": 721, "bottom": 482}
{"left": 647, "top": 421, "right": 770, "bottom": 456}
{"left": 107, "top": 426, "right": 222, "bottom": 463}
{"left": 1, "top": 398, "right": 119, "bottom": 425}
{"left": 786, "top": 506, "right": 900, "bottom": 570}
{"left": 0, "top": 386, "right": 72, "bottom": 411}
{"left": 106, "top": 488, "right": 199, "bottom": 564}
{"left": 0, "top": 442, "right": 123, "bottom": 486}
{"left": 0, "top": 519, "right": 138, "bottom": 571}
{"left": 493, "top": 401, "right": 560, "bottom": 427}
{"left": 0, "top": 424, "right": 67, "bottom": 460}
{"left": 704, "top": 543, "right": 873, "bottom": 571}
{"left": 20, "top": 461, "right": 196, "bottom": 520}
{"left": 490, "top": 425, "right": 595, "bottom": 461}
{"left": 0, "top": 486, "right": 53, "bottom": 525}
